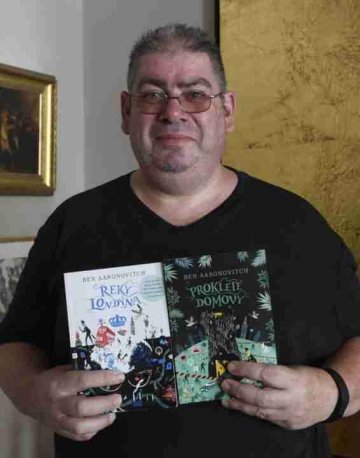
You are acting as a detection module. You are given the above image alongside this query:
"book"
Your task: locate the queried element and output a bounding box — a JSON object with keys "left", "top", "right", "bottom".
{"left": 163, "top": 249, "right": 277, "bottom": 405}
{"left": 64, "top": 249, "right": 277, "bottom": 412}
{"left": 64, "top": 262, "right": 177, "bottom": 412}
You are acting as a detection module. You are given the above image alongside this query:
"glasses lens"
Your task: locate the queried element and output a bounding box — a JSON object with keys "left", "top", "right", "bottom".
{"left": 136, "top": 92, "right": 165, "bottom": 113}
{"left": 180, "top": 93, "right": 211, "bottom": 113}
{"left": 133, "top": 92, "right": 215, "bottom": 114}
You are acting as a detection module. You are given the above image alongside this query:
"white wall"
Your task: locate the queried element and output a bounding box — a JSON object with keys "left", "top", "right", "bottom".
{"left": 83, "top": 0, "right": 215, "bottom": 189}
{"left": 0, "top": 0, "right": 215, "bottom": 237}
{"left": 0, "top": 0, "right": 85, "bottom": 239}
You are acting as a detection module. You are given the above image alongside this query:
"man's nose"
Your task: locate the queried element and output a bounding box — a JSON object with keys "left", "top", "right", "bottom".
{"left": 159, "top": 96, "right": 187, "bottom": 122}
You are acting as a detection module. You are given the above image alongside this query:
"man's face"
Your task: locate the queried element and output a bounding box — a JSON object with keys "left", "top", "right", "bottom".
{"left": 121, "top": 51, "right": 235, "bottom": 178}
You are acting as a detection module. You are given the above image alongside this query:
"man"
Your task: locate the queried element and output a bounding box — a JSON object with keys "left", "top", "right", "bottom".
{"left": 0, "top": 24, "right": 359, "bottom": 457}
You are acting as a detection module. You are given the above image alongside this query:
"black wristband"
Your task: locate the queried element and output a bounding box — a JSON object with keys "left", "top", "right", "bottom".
{"left": 322, "top": 367, "right": 349, "bottom": 423}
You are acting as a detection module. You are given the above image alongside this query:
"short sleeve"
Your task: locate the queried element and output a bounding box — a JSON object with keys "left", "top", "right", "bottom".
{"left": 0, "top": 205, "right": 65, "bottom": 352}
{"left": 335, "top": 243, "right": 360, "bottom": 338}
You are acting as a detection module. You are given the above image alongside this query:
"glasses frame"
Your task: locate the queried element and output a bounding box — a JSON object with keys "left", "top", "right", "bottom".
{"left": 127, "top": 91, "right": 224, "bottom": 114}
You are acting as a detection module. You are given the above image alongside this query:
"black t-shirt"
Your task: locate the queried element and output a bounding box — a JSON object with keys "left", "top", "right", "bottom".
{"left": 1, "top": 170, "right": 359, "bottom": 458}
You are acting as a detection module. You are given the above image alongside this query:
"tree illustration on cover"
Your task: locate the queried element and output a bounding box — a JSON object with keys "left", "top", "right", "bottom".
{"left": 163, "top": 250, "right": 277, "bottom": 404}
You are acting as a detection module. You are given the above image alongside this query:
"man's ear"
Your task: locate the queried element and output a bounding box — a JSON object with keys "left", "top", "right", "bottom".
{"left": 120, "top": 91, "right": 131, "bottom": 135}
{"left": 223, "top": 91, "right": 236, "bottom": 133}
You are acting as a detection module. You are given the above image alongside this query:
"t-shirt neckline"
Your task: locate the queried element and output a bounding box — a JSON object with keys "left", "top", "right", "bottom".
{"left": 127, "top": 168, "right": 247, "bottom": 232}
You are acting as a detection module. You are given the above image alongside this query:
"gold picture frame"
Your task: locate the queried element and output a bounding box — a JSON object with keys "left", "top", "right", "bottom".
{"left": 0, "top": 63, "right": 57, "bottom": 195}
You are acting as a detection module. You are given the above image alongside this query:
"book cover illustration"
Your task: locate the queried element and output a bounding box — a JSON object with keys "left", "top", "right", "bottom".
{"left": 163, "top": 249, "right": 277, "bottom": 405}
{"left": 64, "top": 262, "right": 177, "bottom": 412}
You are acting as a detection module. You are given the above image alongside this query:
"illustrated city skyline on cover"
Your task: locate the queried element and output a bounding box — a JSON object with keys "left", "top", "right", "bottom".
{"left": 163, "top": 249, "right": 277, "bottom": 404}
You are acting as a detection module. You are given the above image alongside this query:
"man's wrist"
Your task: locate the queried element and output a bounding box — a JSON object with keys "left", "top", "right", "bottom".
{"left": 321, "top": 367, "right": 349, "bottom": 423}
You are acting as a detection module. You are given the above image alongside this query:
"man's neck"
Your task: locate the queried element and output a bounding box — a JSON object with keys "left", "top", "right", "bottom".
{"left": 130, "top": 166, "right": 238, "bottom": 226}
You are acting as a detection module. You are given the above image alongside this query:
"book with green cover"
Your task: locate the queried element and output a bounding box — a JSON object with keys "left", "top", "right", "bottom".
{"left": 163, "top": 249, "right": 277, "bottom": 405}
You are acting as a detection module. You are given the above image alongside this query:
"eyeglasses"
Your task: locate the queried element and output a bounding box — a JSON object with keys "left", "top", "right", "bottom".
{"left": 128, "top": 91, "right": 224, "bottom": 114}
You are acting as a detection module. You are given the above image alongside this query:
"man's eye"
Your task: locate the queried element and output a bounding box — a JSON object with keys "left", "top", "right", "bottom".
{"left": 141, "top": 92, "right": 164, "bottom": 103}
{"left": 183, "top": 91, "right": 207, "bottom": 101}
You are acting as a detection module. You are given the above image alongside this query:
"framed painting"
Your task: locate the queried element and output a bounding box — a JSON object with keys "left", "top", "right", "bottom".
{"left": 0, "top": 63, "right": 57, "bottom": 195}
{"left": 0, "top": 237, "right": 33, "bottom": 323}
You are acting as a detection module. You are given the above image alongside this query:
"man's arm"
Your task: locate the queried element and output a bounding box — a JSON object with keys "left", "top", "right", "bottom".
{"left": 0, "top": 342, "right": 124, "bottom": 441}
{"left": 324, "top": 336, "right": 360, "bottom": 416}
{"left": 220, "top": 336, "right": 360, "bottom": 429}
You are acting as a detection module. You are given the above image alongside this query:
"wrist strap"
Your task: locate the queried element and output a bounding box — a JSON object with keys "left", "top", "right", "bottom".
{"left": 322, "top": 367, "right": 349, "bottom": 422}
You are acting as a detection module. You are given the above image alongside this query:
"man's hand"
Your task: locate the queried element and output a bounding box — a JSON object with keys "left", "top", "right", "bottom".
{"left": 220, "top": 361, "right": 339, "bottom": 430}
{"left": 22, "top": 365, "right": 124, "bottom": 441}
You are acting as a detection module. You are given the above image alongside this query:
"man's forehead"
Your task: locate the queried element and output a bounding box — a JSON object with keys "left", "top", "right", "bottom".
{"left": 136, "top": 76, "right": 213, "bottom": 90}
{"left": 132, "top": 51, "right": 218, "bottom": 90}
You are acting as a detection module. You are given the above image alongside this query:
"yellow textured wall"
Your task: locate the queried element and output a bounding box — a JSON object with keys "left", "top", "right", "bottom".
{"left": 220, "top": 0, "right": 360, "bottom": 262}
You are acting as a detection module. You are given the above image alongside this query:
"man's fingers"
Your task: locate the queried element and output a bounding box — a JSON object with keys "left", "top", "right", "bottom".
{"left": 227, "top": 362, "right": 293, "bottom": 389}
{"left": 222, "top": 397, "right": 286, "bottom": 424}
{"left": 59, "top": 370, "right": 125, "bottom": 395}
{"left": 221, "top": 379, "right": 289, "bottom": 409}
{"left": 57, "top": 411, "right": 116, "bottom": 439}
{"left": 60, "top": 393, "right": 122, "bottom": 417}
{"left": 56, "top": 428, "right": 97, "bottom": 442}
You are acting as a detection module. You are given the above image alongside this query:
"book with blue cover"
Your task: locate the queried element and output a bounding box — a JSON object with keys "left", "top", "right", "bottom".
{"left": 162, "top": 249, "right": 277, "bottom": 405}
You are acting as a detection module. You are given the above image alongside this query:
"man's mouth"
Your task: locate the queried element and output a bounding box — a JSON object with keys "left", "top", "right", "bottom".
{"left": 156, "top": 134, "right": 194, "bottom": 143}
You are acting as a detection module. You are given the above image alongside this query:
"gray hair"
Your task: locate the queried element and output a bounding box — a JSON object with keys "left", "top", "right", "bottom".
{"left": 127, "top": 23, "right": 227, "bottom": 92}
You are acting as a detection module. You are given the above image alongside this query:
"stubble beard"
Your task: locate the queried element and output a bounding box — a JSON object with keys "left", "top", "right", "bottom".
{"left": 136, "top": 149, "right": 220, "bottom": 196}
{"left": 135, "top": 141, "right": 201, "bottom": 174}
{"left": 152, "top": 146, "right": 198, "bottom": 173}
